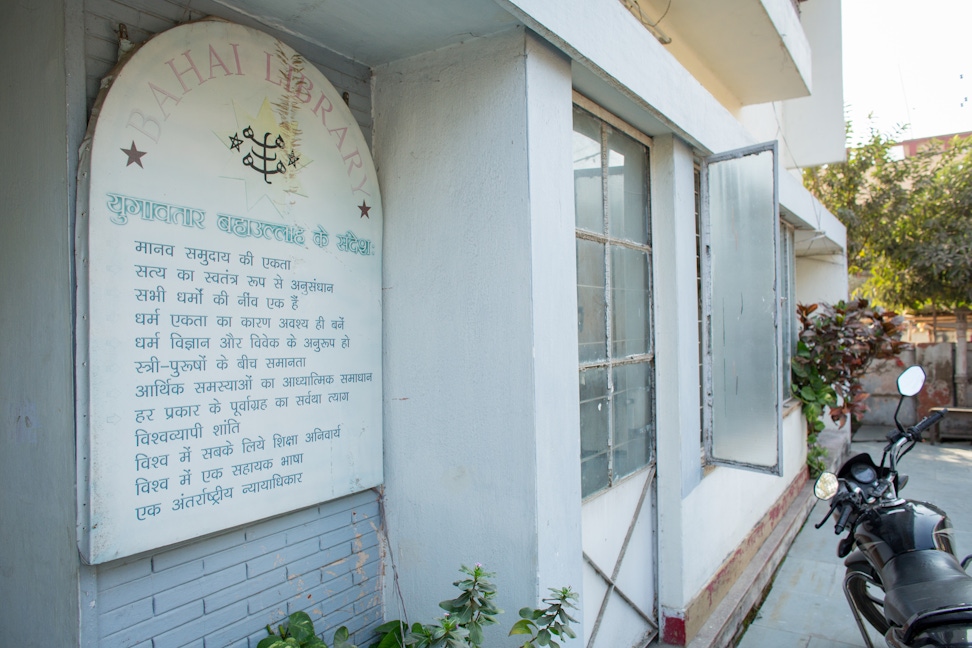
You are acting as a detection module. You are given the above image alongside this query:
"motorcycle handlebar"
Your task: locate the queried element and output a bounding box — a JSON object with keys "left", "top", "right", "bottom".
{"left": 834, "top": 503, "right": 852, "bottom": 535}
{"left": 908, "top": 408, "right": 947, "bottom": 440}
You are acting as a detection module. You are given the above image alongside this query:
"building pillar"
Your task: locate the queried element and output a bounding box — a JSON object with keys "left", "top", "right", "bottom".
{"left": 373, "top": 26, "right": 583, "bottom": 643}
{"left": 650, "top": 134, "right": 702, "bottom": 643}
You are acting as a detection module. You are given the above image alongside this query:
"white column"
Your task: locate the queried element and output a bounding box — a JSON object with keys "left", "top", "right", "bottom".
{"left": 650, "top": 134, "right": 702, "bottom": 619}
{"left": 374, "top": 27, "right": 583, "bottom": 642}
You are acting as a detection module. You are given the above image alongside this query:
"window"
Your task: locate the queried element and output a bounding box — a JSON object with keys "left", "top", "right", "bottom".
{"left": 573, "top": 103, "right": 655, "bottom": 498}
{"left": 700, "top": 142, "right": 783, "bottom": 474}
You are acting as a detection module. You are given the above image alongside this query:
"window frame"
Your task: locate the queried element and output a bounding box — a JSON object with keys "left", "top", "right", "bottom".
{"left": 573, "top": 95, "right": 656, "bottom": 500}
{"left": 779, "top": 219, "right": 797, "bottom": 403}
{"left": 699, "top": 141, "right": 784, "bottom": 475}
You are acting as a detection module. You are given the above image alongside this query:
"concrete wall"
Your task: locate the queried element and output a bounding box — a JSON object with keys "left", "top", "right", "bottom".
{"left": 859, "top": 344, "right": 972, "bottom": 428}
{"left": 374, "top": 27, "right": 584, "bottom": 640}
{"left": 0, "top": 1, "right": 80, "bottom": 644}
{"left": 795, "top": 255, "right": 849, "bottom": 305}
{"left": 741, "top": 0, "right": 846, "bottom": 170}
{"left": 858, "top": 352, "right": 915, "bottom": 428}
{"left": 679, "top": 407, "right": 806, "bottom": 602}
{"left": 0, "top": 1, "right": 385, "bottom": 645}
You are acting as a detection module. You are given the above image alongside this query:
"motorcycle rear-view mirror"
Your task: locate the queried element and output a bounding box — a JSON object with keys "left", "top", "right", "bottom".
{"left": 897, "top": 365, "right": 926, "bottom": 397}
{"left": 814, "top": 472, "right": 838, "bottom": 500}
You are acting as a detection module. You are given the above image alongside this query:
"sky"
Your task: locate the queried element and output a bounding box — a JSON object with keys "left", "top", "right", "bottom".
{"left": 842, "top": 0, "right": 972, "bottom": 145}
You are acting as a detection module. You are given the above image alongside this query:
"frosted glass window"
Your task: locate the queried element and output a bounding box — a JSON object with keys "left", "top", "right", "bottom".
{"left": 612, "top": 362, "right": 653, "bottom": 479}
{"left": 611, "top": 246, "right": 651, "bottom": 358}
{"left": 607, "top": 130, "right": 649, "bottom": 244}
{"left": 573, "top": 111, "right": 603, "bottom": 233}
{"left": 574, "top": 104, "right": 654, "bottom": 498}
{"left": 703, "top": 143, "right": 782, "bottom": 473}
{"left": 580, "top": 367, "right": 609, "bottom": 496}
{"left": 577, "top": 239, "right": 607, "bottom": 363}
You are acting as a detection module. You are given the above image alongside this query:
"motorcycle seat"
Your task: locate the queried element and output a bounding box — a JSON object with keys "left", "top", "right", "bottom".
{"left": 882, "top": 550, "right": 972, "bottom": 627}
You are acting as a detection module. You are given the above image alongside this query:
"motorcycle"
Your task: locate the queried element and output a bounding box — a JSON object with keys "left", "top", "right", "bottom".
{"left": 814, "top": 365, "right": 972, "bottom": 647}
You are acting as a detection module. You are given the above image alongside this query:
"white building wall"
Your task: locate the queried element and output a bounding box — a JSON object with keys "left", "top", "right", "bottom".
{"left": 0, "top": 1, "right": 79, "bottom": 644}
{"left": 374, "top": 27, "right": 583, "bottom": 639}
{"left": 739, "top": 0, "right": 845, "bottom": 170}
{"left": 783, "top": 0, "right": 846, "bottom": 168}
{"left": 678, "top": 408, "right": 806, "bottom": 602}
{"left": 797, "top": 255, "right": 850, "bottom": 305}
{"left": 0, "top": 0, "right": 850, "bottom": 644}
{"left": 503, "top": 0, "right": 846, "bottom": 632}
{"left": 650, "top": 134, "right": 702, "bottom": 613}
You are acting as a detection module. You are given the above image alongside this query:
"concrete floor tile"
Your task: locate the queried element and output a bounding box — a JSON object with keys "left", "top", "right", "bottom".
{"left": 736, "top": 624, "right": 811, "bottom": 648}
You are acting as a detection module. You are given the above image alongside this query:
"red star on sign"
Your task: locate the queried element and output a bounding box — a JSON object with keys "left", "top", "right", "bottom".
{"left": 358, "top": 200, "right": 371, "bottom": 218}
{"left": 121, "top": 141, "right": 147, "bottom": 168}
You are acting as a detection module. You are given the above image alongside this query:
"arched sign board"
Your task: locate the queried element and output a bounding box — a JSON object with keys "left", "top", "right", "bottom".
{"left": 76, "top": 18, "right": 383, "bottom": 564}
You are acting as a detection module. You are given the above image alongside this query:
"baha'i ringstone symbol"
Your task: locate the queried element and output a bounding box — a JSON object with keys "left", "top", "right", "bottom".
{"left": 240, "top": 125, "right": 287, "bottom": 184}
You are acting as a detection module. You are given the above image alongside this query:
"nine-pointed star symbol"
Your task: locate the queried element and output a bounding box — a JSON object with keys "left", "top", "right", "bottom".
{"left": 358, "top": 200, "right": 371, "bottom": 218}
{"left": 121, "top": 141, "right": 147, "bottom": 168}
{"left": 229, "top": 133, "right": 243, "bottom": 151}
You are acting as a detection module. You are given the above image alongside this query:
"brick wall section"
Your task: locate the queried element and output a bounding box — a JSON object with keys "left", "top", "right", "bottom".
{"left": 93, "top": 489, "right": 382, "bottom": 648}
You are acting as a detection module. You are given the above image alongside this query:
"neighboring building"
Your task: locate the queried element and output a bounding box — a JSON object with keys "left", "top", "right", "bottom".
{"left": 0, "top": 1, "right": 848, "bottom": 647}
{"left": 899, "top": 130, "right": 972, "bottom": 158}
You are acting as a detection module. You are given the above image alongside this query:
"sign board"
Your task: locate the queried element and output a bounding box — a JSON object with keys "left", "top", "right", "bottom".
{"left": 76, "top": 18, "right": 383, "bottom": 564}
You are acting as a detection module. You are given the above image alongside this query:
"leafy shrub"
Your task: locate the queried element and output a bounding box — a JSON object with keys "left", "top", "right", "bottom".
{"left": 368, "top": 565, "right": 577, "bottom": 648}
{"left": 791, "top": 299, "right": 909, "bottom": 475}
{"left": 257, "top": 611, "right": 356, "bottom": 648}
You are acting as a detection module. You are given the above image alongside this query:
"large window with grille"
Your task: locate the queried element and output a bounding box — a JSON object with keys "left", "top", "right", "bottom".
{"left": 573, "top": 103, "right": 654, "bottom": 499}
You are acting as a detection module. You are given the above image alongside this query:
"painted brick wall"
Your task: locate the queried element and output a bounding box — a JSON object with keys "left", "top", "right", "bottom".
{"left": 79, "top": 2, "right": 381, "bottom": 647}
{"left": 89, "top": 490, "right": 382, "bottom": 648}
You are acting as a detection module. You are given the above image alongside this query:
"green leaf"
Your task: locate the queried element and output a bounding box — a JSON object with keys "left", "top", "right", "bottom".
{"left": 258, "top": 639, "right": 283, "bottom": 648}
{"left": 509, "top": 619, "right": 535, "bottom": 635}
{"left": 468, "top": 623, "right": 483, "bottom": 646}
{"left": 287, "top": 611, "right": 316, "bottom": 643}
{"left": 537, "top": 627, "right": 551, "bottom": 646}
{"left": 332, "top": 626, "right": 355, "bottom": 648}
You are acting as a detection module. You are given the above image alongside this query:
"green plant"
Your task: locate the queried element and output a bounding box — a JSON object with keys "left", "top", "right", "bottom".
{"left": 791, "top": 299, "right": 909, "bottom": 476}
{"left": 406, "top": 615, "right": 471, "bottom": 648}
{"left": 438, "top": 564, "right": 502, "bottom": 646}
{"left": 508, "top": 587, "right": 579, "bottom": 648}
{"left": 258, "top": 611, "right": 356, "bottom": 648}
{"left": 369, "top": 565, "right": 577, "bottom": 648}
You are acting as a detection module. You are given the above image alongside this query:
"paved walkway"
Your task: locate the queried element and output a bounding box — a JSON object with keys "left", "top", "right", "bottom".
{"left": 737, "top": 429, "right": 972, "bottom": 648}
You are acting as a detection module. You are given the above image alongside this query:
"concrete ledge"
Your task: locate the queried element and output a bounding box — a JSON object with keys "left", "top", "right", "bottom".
{"left": 660, "top": 426, "right": 850, "bottom": 648}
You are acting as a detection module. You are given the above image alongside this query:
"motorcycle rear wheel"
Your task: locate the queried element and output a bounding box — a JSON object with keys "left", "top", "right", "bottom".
{"left": 845, "top": 566, "right": 890, "bottom": 636}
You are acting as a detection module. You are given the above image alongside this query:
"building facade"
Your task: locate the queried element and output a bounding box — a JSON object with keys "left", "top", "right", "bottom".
{"left": 0, "top": 0, "right": 848, "bottom": 646}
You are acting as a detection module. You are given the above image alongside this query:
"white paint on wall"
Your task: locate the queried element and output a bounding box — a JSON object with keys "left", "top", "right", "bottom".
{"left": 677, "top": 407, "right": 806, "bottom": 604}
{"left": 0, "top": 0, "right": 80, "bottom": 643}
{"left": 375, "top": 27, "right": 583, "bottom": 638}
{"left": 650, "top": 134, "right": 701, "bottom": 612}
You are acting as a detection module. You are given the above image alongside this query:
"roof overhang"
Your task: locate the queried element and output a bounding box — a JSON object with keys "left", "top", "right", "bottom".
{"left": 211, "top": 0, "right": 519, "bottom": 66}
{"left": 622, "top": 0, "right": 813, "bottom": 104}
